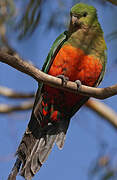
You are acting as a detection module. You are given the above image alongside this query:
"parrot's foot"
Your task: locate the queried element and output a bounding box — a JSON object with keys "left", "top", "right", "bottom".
{"left": 75, "top": 80, "right": 82, "bottom": 90}
{"left": 57, "top": 75, "right": 69, "bottom": 85}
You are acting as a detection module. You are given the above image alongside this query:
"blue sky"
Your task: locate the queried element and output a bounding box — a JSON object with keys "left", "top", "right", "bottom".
{"left": 0, "top": 1, "right": 117, "bottom": 180}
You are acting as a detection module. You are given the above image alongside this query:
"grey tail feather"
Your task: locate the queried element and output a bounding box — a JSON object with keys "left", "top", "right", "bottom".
{"left": 56, "top": 132, "right": 66, "bottom": 150}
{"left": 56, "top": 118, "right": 70, "bottom": 149}
{"left": 15, "top": 118, "right": 70, "bottom": 180}
{"left": 7, "top": 158, "right": 22, "bottom": 180}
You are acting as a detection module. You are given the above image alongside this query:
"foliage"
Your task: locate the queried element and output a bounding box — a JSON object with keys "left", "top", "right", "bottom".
{"left": 15, "top": 0, "right": 44, "bottom": 39}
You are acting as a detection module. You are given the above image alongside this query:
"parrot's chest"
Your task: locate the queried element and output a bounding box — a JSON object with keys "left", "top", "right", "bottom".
{"left": 44, "top": 44, "right": 103, "bottom": 113}
{"left": 48, "top": 44, "right": 102, "bottom": 87}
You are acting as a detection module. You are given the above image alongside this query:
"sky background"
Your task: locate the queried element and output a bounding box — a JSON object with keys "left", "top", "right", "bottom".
{"left": 0, "top": 0, "right": 117, "bottom": 180}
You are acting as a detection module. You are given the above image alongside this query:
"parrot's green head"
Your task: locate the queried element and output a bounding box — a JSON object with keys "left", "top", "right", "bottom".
{"left": 69, "top": 3, "right": 101, "bottom": 33}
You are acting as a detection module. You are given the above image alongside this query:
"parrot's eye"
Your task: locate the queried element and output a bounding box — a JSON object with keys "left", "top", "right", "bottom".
{"left": 83, "top": 12, "right": 88, "bottom": 17}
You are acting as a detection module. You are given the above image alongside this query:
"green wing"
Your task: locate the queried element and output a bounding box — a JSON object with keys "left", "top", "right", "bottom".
{"left": 42, "top": 31, "right": 68, "bottom": 73}
{"left": 34, "top": 31, "right": 68, "bottom": 105}
{"left": 95, "top": 50, "right": 107, "bottom": 87}
{"left": 28, "top": 31, "right": 68, "bottom": 131}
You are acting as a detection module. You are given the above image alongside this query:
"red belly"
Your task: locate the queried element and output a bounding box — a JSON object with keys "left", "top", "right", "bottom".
{"left": 44, "top": 44, "right": 102, "bottom": 112}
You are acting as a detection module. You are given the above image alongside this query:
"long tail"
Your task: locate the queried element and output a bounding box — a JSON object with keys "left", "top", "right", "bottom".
{"left": 8, "top": 93, "right": 70, "bottom": 180}
{"left": 18, "top": 119, "right": 69, "bottom": 179}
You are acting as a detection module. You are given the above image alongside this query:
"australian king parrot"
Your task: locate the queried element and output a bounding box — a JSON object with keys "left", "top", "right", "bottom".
{"left": 9, "top": 3, "right": 107, "bottom": 180}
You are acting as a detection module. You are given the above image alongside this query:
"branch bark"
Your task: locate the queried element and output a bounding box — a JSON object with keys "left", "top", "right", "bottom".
{"left": 0, "top": 51, "right": 117, "bottom": 129}
{"left": 0, "top": 102, "right": 33, "bottom": 113}
{"left": 0, "top": 51, "right": 117, "bottom": 100}
{"left": 86, "top": 99, "right": 117, "bottom": 129}
{"left": 0, "top": 86, "right": 34, "bottom": 98}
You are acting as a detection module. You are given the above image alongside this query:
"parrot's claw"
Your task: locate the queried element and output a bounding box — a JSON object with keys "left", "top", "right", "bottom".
{"left": 57, "top": 75, "right": 69, "bottom": 85}
{"left": 75, "top": 80, "right": 82, "bottom": 90}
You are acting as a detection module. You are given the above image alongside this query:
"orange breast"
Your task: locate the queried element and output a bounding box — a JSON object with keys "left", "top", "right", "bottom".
{"left": 49, "top": 44, "right": 102, "bottom": 86}
{"left": 44, "top": 44, "right": 102, "bottom": 113}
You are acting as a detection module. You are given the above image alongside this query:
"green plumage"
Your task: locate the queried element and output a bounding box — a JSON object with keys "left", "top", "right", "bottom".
{"left": 42, "top": 31, "right": 68, "bottom": 73}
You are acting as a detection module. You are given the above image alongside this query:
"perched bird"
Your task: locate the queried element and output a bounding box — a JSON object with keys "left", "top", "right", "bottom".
{"left": 9, "top": 3, "right": 107, "bottom": 180}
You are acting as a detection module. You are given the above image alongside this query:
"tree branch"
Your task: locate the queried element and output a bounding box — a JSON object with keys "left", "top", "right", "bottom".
{"left": 0, "top": 86, "right": 34, "bottom": 99}
{"left": 0, "top": 102, "right": 33, "bottom": 113}
{"left": 0, "top": 51, "right": 117, "bottom": 100}
{"left": 86, "top": 99, "right": 117, "bottom": 129}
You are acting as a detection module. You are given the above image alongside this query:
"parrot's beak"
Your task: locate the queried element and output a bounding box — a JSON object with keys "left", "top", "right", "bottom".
{"left": 71, "top": 16, "right": 78, "bottom": 25}
{"left": 71, "top": 15, "right": 81, "bottom": 29}
{"left": 68, "top": 14, "right": 81, "bottom": 34}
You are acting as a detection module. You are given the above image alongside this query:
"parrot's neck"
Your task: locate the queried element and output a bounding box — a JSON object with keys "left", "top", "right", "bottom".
{"left": 67, "top": 25, "right": 106, "bottom": 59}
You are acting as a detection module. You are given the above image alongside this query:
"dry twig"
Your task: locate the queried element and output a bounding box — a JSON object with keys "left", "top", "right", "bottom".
{"left": 0, "top": 51, "right": 117, "bottom": 99}
{"left": 0, "top": 86, "right": 34, "bottom": 98}
{"left": 0, "top": 51, "right": 117, "bottom": 128}
{"left": 86, "top": 99, "right": 117, "bottom": 129}
{"left": 0, "top": 102, "right": 33, "bottom": 113}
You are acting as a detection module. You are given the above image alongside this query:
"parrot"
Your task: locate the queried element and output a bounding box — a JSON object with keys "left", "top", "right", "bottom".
{"left": 8, "top": 3, "right": 107, "bottom": 180}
